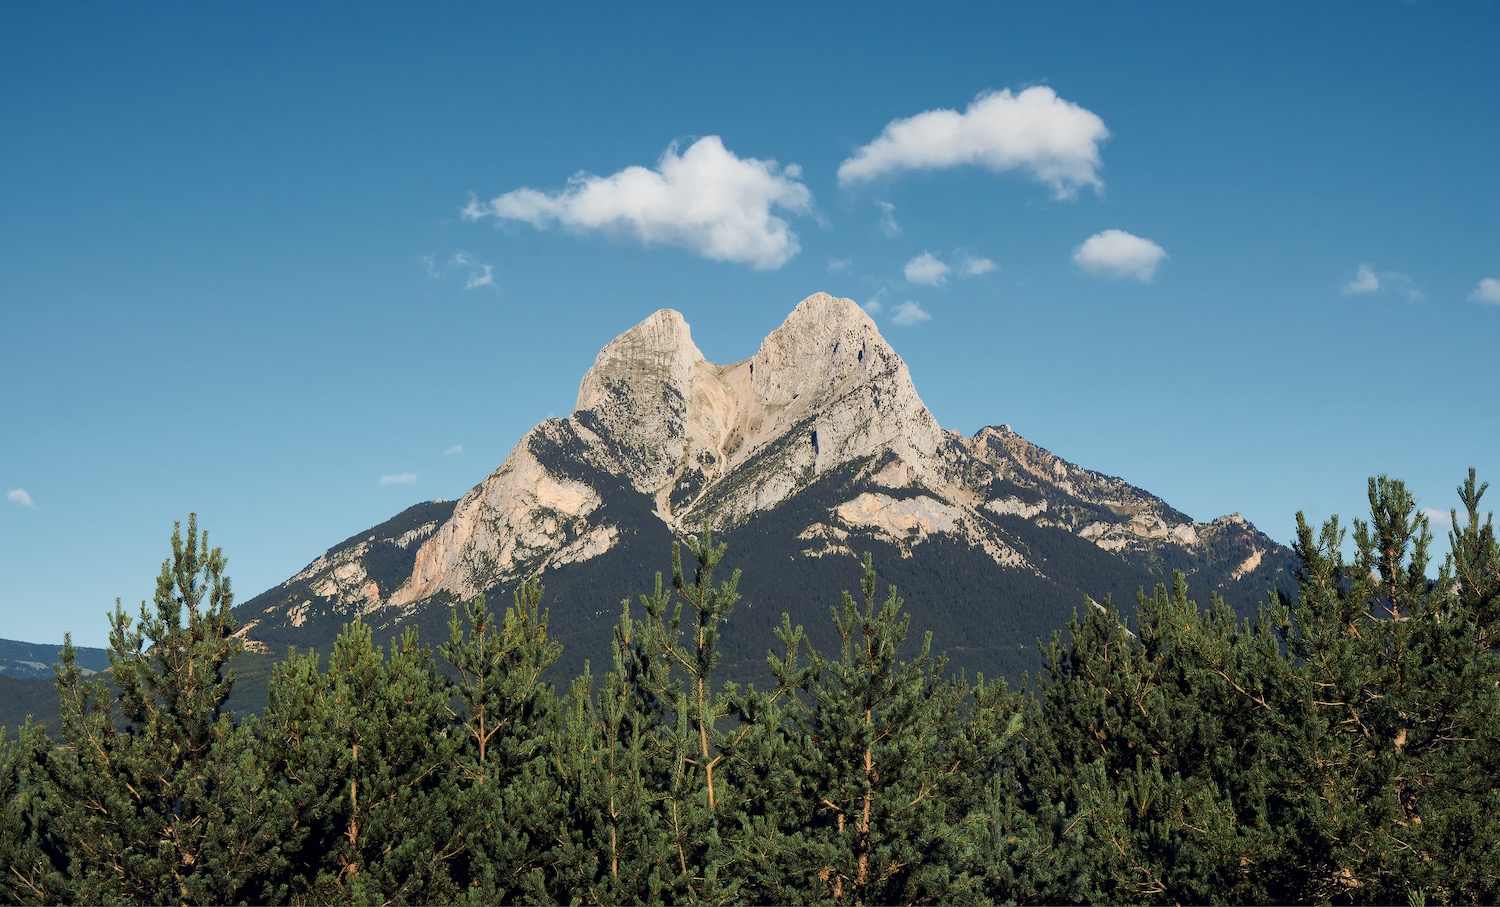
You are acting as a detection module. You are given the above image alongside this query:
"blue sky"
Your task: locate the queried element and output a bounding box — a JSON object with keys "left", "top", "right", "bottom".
{"left": 4, "top": 2, "right": 1497, "bottom": 647}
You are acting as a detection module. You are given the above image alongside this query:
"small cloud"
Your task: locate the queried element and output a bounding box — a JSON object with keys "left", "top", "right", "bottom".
{"left": 1341, "top": 263, "right": 1423, "bottom": 301}
{"left": 904, "top": 251, "right": 950, "bottom": 286}
{"left": 463, "top": 265, "right": 494, "bottom": 290}
{"left": 1073, "top": 229, "right": 1167, "bottom": 282}
{"left": 838, "top": 87, "right": 1110, "bottom": 199}
{"left": 876, "top": 200, "right": 900, "bottom": 236}
{"left": 444, "top": 444, "right": 464, "bottom": 456}
{"left": 891, "top": 300, "right": 932, "bottom": 326}
{"left": 1342, "top": 264, "right": 1380, "bottom": 295}
{"left": 425, "top": 251, "right": 497, "bottom": 291}
{"left": 1469, "top": 277, "right": 1500, "bottom": 305}
{"left": 464, "top": 136, "right": 812, "bottom": 270}
{"left": 827, "top": 257, "right": 852, "bottom": 273}
{"left": 1422, "top": 507, "right": 1453, "bottom": 531}
{"left": 379, "top": 473, "right": 418, "bottom": 486}
{"left": 961, "top": 255, "right": 998, "bottom": 276}
{"left": 7, "top": 489, "right": 34, "bottom": 509}
{"left": 862, "top": 299, "right": 883, "bottom": 314}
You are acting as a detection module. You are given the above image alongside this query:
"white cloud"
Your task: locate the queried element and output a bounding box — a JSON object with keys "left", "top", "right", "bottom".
{"left": 827, "top": 257, "right": 852, "bottom": 273}
{"left": 1469, "top": 277, "right": 1500, "bottom": 305}
{"left": 464, "top": 136, "right": 812, "bottom": 270}
{"left": 463, "top": 264, "right": 494, "bottom": 290}
{"left": 876, "top": 200, "right": 900, "bottom": 236}
{"left": 838, "top": 87, "right": 1110, "bottom": 198}
{"left": 1422, "top": 507, "right": 1453, "bottom": 531}
{"left": 862, "top": 299, "right": 883, "bottom": 314}
{"left": 962, "top": 255, "right": 998, "bottom": 276}
{"left": 1073, "top": 229, "right": 1167, "bottom": 282}
{"left": 891, "top": 300, "right": 932, "bottom": 326}
{"left": 1342, "top": 264, "right": 1380, "bottom": 295}
{"left": 1341, "top": 264, "right": 1423, "bottom": 301}
{"left": 904, "top": 252, "right": 950, "bottom": 286}
{"left": 424, "top": 251, "right": 496, "bottom": 291}
{"left": 379, "top": 473, "right": 418, "bottom": 486}
{"left": 444, "top": 444, "right": 464, "bottom": 456}
{"left": 7, "top": 489, "right": 34, "bottom": 509}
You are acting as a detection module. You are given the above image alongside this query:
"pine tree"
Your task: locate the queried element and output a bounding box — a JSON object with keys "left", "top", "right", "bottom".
{"left": 1422, "top": 468, "right": 1500, "bottom": 903}
{"left": 1018, "top": 580, "right": 1299, "bottom": 905}
{"left": 0, "top": 719, "right": 66, "bottom": 904}
{"left": 1449, "top": 467, "right": 1500, "bottom": 646}
{"left": 256, "top": 621, "right": 460, "bottom": 904}
{"left": 1261, "top": 474, "right": 1500, "bottom": 903}
{"left": 539, "top": 529, "right": 741, "bottom": 904}
{"left": 543, "top": 599, "right": 680, "bottom": 904}
{"left": 440, "top": 582, "right": 564, "bottom": 903}
{"left": 641, "top": 528, "right": 743, "bottom": 902}
{"left": 44, "top": 514, "right": 283, "bottom": 904}
{"left": 727, "top": 554, "right": 1007, "bottom": 905}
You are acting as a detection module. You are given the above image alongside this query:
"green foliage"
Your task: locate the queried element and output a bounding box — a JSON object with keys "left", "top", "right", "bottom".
{"left": 1260, "top": 475, "right": 1500, "bottom": 903}
{"left": 0, "top": 719, "right": 64, "bottom": 904}
{"left": 725, "top": 554, "right": 1023, "bottom": 905}
{"left": 256, "top": 621, "right": 460, "bottom": 904}
{"left": 4, "top": 473, "right": 1498, "bottom": 905}
{"left": 1019, "top": 582, "right": 1294, "bottom": 904}
{"left": 440, "top": 582, "right": 564, "bottom": 902}
{"left": 1011, "top": 473, "right": 1500, "bottom": 905}
{"left": 41, "top": 514, "right": 284, "bottom": 904}
{"left": 539, "top": 526, "right": 743, "bottom": 904}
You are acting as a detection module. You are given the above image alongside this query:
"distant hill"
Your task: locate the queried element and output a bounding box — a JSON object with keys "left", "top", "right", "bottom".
{"left": 0, "top": 639, "right": 111, "bottom": 739}
{"left": 0, "top": 637, "right": 110, "bottom": 679}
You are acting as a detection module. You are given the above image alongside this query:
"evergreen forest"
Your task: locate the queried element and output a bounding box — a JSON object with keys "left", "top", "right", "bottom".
{"left": 3, "top": 471, "right": 1499, "bottom": 906}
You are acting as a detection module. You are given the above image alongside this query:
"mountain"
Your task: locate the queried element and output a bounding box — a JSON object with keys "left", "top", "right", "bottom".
{"left": 0, "top": 638, "right": 110, "bottom": 679}
{"left": 236, "top": 292, "right": 1294, "bottom": 683}
{"left": 0, "top": 639, "right": 113, "bottom": 739}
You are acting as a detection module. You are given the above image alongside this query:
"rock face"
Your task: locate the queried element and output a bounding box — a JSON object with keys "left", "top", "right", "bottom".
{"left": 385, "top": 293, "right": 953, "bottom": 607}
{"left": 237, "top": 293, "right": 1293, "bottom": 680}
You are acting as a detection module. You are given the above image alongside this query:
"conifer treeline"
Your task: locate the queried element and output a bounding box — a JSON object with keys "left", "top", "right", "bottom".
{"left": 3, "top": 472, "right": 1499, "bottom": 905}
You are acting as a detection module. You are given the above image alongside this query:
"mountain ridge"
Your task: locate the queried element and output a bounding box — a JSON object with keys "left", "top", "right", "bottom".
{"left": 234, "top": 292, "right": 1294, "bottom": 681}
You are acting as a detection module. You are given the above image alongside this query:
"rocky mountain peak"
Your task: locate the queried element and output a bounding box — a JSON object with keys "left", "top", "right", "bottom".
{"left": 563, "top": 293, "right": 946, "bottom": 521}
{"left": 749, "top": 292, "right": 895, "bottom": 409}
{"left": 238, "top": 291, "right": 1295, "bottom": 682}
{"left": 574, "top": 308, "right": 703, "bottom": 414}
{"left": 570, "top": 308, "right": 709, "bottom": 494}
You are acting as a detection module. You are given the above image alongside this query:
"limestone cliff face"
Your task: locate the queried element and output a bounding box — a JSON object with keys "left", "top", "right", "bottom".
{"left": 571, "top": 308, "right": 705, "bottom": 497}
{"left": 241, "top": 291, "right": 1290, "bottom": 642}
{"left": 387, "top": 292, "right": 952, "bottom": 606}
{"left": 389, "top": 427, "right": 613, "bottom": 606}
